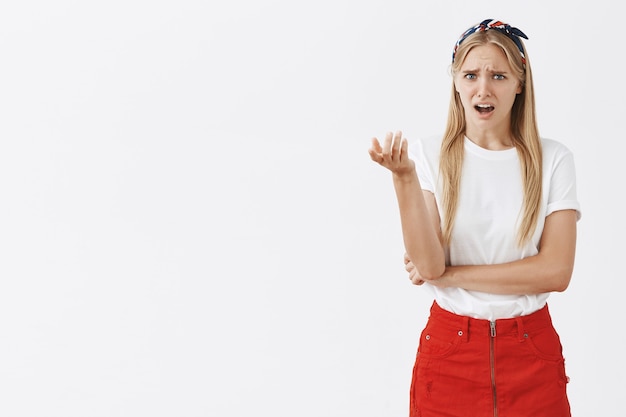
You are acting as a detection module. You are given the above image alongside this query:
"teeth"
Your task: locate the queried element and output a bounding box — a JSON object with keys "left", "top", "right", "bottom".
{"left": 477, "top": 104, "right": 491, "bottom": 108}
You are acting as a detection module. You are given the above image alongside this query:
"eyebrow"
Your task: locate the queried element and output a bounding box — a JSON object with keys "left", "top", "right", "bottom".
{"left": 461, "top": 68, "right": 509, "bottom": 74}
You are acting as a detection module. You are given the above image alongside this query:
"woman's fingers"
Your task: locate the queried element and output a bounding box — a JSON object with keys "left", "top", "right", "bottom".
{"left": 382, "top": 131, "right": 393, "bottom": 160}
{"left": 405, "top": 253, "right": 425, "bottom": 285}
{"left": 401, "top": 137, "right": 408, "bottom": 162}
{"left": 409, "top": 269, "right": 425, "bottom": 285}
{"left": 368, "top": 138, "right": 383, "bottom": 163}
{"left": 370, "top": 131, "right": 412, "bottom": 173}
{"left": 392, "top": 130, "right": 403, "bottom": 160}
{"left": 383, "top": 131, "right": 403, "bottom": 161}
{"left": 370, "top": 137, "right": 382, "bottom": 153}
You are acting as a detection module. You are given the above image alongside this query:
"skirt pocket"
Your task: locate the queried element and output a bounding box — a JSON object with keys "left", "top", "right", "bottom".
{"left": 521, "top": 324, "right": 564, "bottom": 362}
{"left": 417, "top": 321, "right": 464, "bottom": 359}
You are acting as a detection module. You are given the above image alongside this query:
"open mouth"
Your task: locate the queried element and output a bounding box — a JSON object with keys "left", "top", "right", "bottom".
{"left": 475, "top": 104, "right": 494, "bottom": 113}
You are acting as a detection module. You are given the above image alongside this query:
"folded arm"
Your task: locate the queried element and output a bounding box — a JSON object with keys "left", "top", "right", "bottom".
{"left": 422, "top": 209, "right": 578, "bottom": 294}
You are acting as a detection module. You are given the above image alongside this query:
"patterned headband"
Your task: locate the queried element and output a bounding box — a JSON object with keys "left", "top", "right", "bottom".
{"left": 452, "top": 19, "right": 529, "bottom": 66}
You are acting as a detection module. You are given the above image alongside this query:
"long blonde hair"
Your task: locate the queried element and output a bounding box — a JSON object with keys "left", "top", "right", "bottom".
{"left": 440, "top": 29, "right": 542, "bottom": 247}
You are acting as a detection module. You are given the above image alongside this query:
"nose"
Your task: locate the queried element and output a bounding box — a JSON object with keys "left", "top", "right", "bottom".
{"left": 476, "top": 78, "right": 491, "bottom": 98}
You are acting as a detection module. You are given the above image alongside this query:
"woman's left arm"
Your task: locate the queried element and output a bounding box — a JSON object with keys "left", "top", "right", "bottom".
{"left": 424, "top": 209, "right": 578, "bottom": 295}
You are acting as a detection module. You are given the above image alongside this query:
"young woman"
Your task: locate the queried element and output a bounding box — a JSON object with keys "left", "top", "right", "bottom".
{"left": 368, "top": 19, "right": 580, "bottom": 417}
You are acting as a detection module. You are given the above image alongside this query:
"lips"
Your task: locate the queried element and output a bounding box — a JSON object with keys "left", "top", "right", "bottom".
{"left": 475, "top": 104, "right": 495, "bottom": 113}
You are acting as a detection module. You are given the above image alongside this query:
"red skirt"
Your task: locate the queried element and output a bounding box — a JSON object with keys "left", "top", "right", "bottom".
{"left": 410, "top": 301, "right": 571, "bottom": 417}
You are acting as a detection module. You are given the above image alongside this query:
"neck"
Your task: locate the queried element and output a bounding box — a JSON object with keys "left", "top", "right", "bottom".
{"left": 465, "top": 127, "right": 514, "bottom": 150}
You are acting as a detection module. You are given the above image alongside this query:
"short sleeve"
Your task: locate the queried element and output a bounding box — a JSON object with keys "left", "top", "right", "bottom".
{"left": 409, "top": 135, "right": 441, "bottom": 194}
{"left": 544, "top": 141, "right": 582, "bottom": 221}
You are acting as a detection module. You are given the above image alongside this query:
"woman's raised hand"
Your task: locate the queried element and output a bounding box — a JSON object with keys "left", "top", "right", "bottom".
{"left": 368, "top": 130, "right": 415, "bottom": 176}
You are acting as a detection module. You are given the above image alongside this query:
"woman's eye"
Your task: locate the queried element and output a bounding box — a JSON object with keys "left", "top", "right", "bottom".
{"left": 464, "top": 74, "right": 476, "bottom": 80}
{"left": 493, "top": 74, "right": 505, "bottom": 80}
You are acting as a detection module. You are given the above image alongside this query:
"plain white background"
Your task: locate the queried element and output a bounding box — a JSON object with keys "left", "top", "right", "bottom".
{"left": 0, "top": 1, "right": 623, "bottom": 416}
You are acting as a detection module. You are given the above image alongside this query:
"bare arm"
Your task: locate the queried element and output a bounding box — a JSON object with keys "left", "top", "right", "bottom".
{"left": 369, "top": 131, "right": 445, "bottom": 280}
{"left": 420, "top": 209, "right": 577, "bottom": 294}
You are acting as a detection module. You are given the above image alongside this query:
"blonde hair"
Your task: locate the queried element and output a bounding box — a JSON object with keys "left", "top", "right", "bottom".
{"left": 440, "top": 29, "right": 542, "bottom": 247}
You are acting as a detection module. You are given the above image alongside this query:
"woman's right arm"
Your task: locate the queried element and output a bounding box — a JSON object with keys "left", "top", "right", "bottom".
{"left": 368, "top": 131, "right": 446, "bottom": 280}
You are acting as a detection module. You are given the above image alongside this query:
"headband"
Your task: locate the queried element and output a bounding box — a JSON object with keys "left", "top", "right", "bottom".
{"left": 452, "top": 19, "right": 529, "bottom": 66}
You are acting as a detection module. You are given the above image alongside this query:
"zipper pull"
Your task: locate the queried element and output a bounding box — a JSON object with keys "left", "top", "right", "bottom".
{"left": 490, "top": 321, "right": 496, "bottom": 337}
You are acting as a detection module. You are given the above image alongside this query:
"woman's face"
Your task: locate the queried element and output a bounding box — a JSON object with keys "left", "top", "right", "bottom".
{"left": 454, "top": 43, "right": 522, "bottom": 136}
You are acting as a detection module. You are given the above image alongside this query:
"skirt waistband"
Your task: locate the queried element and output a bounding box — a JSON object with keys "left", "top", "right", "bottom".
{"left": 428, "top": 301, "right": 554, "bottom": 340}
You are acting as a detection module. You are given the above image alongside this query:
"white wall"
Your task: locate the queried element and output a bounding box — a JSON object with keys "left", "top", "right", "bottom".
{"left": 0, "top": 1, "right": 622, "bottom": 416}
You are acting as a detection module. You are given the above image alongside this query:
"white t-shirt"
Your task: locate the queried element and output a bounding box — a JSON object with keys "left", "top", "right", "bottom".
{"left": 411, "top": 135, "right": 581, "bottom": 320}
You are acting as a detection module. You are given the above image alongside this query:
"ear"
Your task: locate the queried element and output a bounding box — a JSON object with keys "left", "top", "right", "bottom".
{"left": 516, "top": 82, "right": 523, "bottom": 94}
